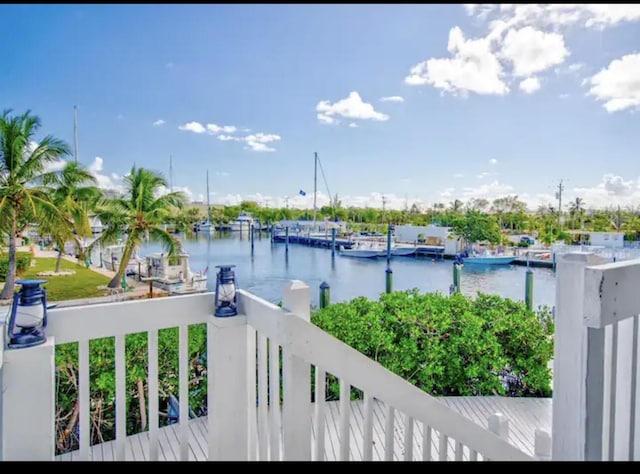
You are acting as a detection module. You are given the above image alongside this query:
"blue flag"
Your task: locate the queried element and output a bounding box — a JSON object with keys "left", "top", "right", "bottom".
{"left": 299, "top": 189, "right": 306, "bottom": 196}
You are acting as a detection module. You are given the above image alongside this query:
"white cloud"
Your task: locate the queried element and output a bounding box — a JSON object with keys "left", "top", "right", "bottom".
{"left": 519, "top": 76, "right": 541, "bottom": 94}
{"left": 157, "top": 184, "right": 195, "bottom": 202}
{"left": 348, "top": 122, "right": 358, "bottom": 128}
{"left": 488, "top": 158, "right": 498, "bottom": 165}
{"left": 243, "top": 133, "right": 281, "bottom": 152}
{"left": 454, "top": 173, "right": 465, "bottom": 178}
{"left": 587, "top": 53, "right": 640, "bottom": 112}
{"left": 500, "top": 27, "right": 569, "bottom": 77}
{"left": 88, "top": 156, "right": 124, "bottom": 193}
{"left": 216, "top": 171, "right": 230, "bottom": 177}
{"left": 206, "top": 123, "right": 237, "bottom": 134}
{"left": 153, "top": 119, "right": 166, "bottom": 127}
{"left": 380, "top": 96, "right": 405, "bottom": 102}
{"left": 405, "top": 26, "right": 509, "bottom": 96}
{"left": 217, "top": 134, "right": 240, "bottom": 142}
{"left": 43, "top": 158, "right": 67, "bottom": 173}
{"left": 477, "top": 172, "right": 490, "bottom": 179}
{"left": 568, "top": 63, "right": 584, "bottom": 72}
{"left": 559, "top": 93, "right": 570, "bottom": 99}
{"left": 165, "top": 62, "right": 174, "bottom": 68}
{"left": 461, "top": 180, "right": 516, "bottom": 200}
{"left": 440, "top": 187, "right": 456, "bottom": 198}
{"left": 316, "top": 91, "right": 389, "bottom": 124}
{"left": 178, "top": 121, "right": 206, "bottom": 133}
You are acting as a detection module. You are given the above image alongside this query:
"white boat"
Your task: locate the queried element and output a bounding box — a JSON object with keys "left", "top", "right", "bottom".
{"left": 340, "top": 241, "right": 384, "bottom": 258}
{"left": 99, "top": 243, "right": 145, "bottom": 274}
{"left": 144, "top": 252, "right": 208, "bottom": 295}
{"left": 194, "top": 220, "right": 214, "bottom": 232}
{"left": 229, "top": 212, "right": 254, "bottom": 232}
{"left": 463, "top": 255, "right": 516, "bottom": 265}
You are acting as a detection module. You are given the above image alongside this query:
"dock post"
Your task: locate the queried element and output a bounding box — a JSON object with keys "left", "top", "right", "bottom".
{"left": 331, "top": 228, "right": 336, "bottom": 257}
{"left": 385, "top": 267, "right": 393, "bottom": 293}
{"left": 452, "top": 263, "right": 461, "bottom": 294}
{"left": 250, "top": 224, "right": 255, "bottom": 255}
{"left": 319, "top": 281, "right": 330, "bottom": 309}
{"left": 525, "top": 269, "right": 534, "bottom": 311}
{"left": 285, "top": 226, "right": 289, "bottom": 254}
{"left": 552, "top": 252, "right": 556, "bottom": 272}
{"left": 386, "top": 224, "right": 392, "bottom": 266}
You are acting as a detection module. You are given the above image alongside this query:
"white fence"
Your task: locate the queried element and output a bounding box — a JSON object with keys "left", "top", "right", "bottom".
{"left": 553, "top": 253, "right": 640, "bottom": 461}
{"left": 0, "top": 283, "right": 542, "bottom": 461}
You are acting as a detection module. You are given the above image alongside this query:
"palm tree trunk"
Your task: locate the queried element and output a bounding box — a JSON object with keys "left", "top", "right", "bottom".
{"left": 55, "top": 239, "right": 64, "bottom": 273}
{"left": 107, "top": 240, "right": 135, "bottom": 288}
{"left": 0, "top": 213, "right": 18, "bottom": 299}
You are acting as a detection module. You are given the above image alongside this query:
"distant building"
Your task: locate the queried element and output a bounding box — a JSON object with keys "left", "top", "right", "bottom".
{"left": 567, "top": 230, "right": 625, "bottom": 248}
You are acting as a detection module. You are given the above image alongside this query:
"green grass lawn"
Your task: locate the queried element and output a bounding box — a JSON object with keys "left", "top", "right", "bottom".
{"left": 20, "top": 258, "right": 111, "bottom": 301}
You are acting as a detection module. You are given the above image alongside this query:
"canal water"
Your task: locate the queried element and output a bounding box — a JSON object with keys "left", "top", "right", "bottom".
{"left": 138, "top": 231, "right": 557, "bottom": 309}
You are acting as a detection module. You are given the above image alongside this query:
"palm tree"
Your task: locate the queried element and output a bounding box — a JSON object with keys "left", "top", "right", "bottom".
{"left": 568, "top": 197, "right": 585, "bottom": 230}
{"left": 93, "top": 166, "right": 185, "bottom": 288}
{"left": 0, "top": 109, "right": 70, "bottom": 299}
{"left": 41, "top": 162, "right": 100, "bottom": 272}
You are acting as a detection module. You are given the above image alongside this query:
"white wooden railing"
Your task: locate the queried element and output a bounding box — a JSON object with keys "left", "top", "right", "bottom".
{"left": 553, "top": 253, "right": 640, "bottom": 461}
{"left": 1, "top": 283, "right": 538, "bottom": 461}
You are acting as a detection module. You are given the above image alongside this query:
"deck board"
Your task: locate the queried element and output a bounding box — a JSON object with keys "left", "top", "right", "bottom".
{"left": 55, "top": 396, "right": 551, "bottom": 461}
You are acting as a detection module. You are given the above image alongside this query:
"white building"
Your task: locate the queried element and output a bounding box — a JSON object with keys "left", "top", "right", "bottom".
{"left": 393, "top": 224, "right": 462, "bottom": 256}
{"left": 568, "top": 230, "right": 625, "bottom": 249}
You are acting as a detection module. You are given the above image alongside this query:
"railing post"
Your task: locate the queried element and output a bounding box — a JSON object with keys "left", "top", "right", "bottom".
{"left": 488, "top": 412, "right": 509, "bottom": 440}
{"left": 0, "top": 338, "right": 55, "bottom": 460}
{"left": 281, "top": 280, "right": 312, "bottom": 460}
{"left": 535, "top": 429, "right": 552, "bottom": 461}
{"left": 525, "top": 269, "right": 534, "bottom": 311}
{"left": 207, "top": 313, "right": 250, "bottom": 461}
{"left": 385, "top": 267, "right": 393, "bottom": 293}
{"left": 319, "top": 281, "right": 330, "bottom": 309}
{"left": 552, "top": 252, "right": 606, "bottom": 461}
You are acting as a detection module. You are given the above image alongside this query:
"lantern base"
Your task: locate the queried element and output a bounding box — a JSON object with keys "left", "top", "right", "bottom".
{"left": 215, "top": 305, "right": 238, "bottom": 317}
{"left": 8, "top": 327, "right": 47, "bottom": 349}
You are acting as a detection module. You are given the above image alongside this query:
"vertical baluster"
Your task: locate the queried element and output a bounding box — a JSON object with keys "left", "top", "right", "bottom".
{"left": 362, "top": 393, "right": 374, "bottom": 461}
{"left": 469, "top": 449, "right": 478, "bottom": 461}
{"left": 438, "top": 432, "right": 448, "bottom": 461}
{"left": 384, "top": 405, "right": 395, "bottom": 461}
{"left": 148, "top": 329, "right": 159, "bottom": 461}
{"left": 339, "top": 379, "right": 350, "bottom": 461}
{"left": 179, "top": 325, "right": 189, "bottom": 461}
{"left": 606, "top": 322, "right": 619, "bottom": 461}
{"left": 314, "top": 367, "right": 326, "bottom": 461}
{"left": 115, "top": 334, "right": 126, "bottom": 460}
{"left": 455, "top": 441, "right": 463, "bottom": 461}
{"left": 404, "top": 415, "right": 414, "bottom": 461}
{"left": 79, "top": 339, "right": 90, "bottom": 461}
{"left": 629, "top": 315, "right": 638, "bottom": 461}
{"left": 257, "top": 334, "right": 269, "bottom": 460}
{"left": 247, "top": 327, "right": 257, "bottom": 461}
{"left": 422, "top": 424, "right": 432, "bottom": 461}
{"left": 269, "top": 339, "right": 281, "bottom": 460}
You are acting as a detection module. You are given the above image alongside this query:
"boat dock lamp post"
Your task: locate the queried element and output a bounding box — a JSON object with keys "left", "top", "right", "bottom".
{"left": 6, "top": 279, "right": 49, "bottom": 349}
{"left": 215, "top": 265, "right": 238, "bottom": 317}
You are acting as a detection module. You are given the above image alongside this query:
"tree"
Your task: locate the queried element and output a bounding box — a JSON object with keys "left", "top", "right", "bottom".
{"left": 568, "top": 197, "right": 585, "bottom": 230}
{"left": 41, "top": 162, "right": 100, "bottom": 272}
{"left": 93, "top": 167, "right": 185, "bottom": 288}
{"left": 0, "top": 109, "right": 70, "bottom": 299}
{"left": 451, "top": 210, "right": 502, "bottom": 247}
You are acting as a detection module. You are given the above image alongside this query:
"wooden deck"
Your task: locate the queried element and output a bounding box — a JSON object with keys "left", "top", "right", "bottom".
{"left": 55, "top": 396, "right": 551, "bottom": 461}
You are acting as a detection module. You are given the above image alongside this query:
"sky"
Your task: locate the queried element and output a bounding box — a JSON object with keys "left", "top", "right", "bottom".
{"left": 1, "top": 4, "right": 640, "bottom": 211}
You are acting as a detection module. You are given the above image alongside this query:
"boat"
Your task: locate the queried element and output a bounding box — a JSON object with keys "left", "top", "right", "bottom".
{"left": 229, "top": 212, "right": 254, "bottom": 232}
{"left": 144, "top": 252, "right": 208, "bottom": 295}
{"left": 340, "top": 241, "right": 383, "bottom": 258}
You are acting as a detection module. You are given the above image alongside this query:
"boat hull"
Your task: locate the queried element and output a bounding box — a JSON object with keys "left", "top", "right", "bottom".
{"left": 340, "top": 249, "right": 380, "bottom": 258}
{"left": 463, "top": 256, "right": 516, "bottom": 265}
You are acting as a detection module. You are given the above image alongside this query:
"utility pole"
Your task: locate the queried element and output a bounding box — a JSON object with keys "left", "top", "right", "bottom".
{"left": 382, "top": 194, "right": 387, "bottom": 224}
{"left": 555, "top": 180, "right": 564, "bottom": 227}
{"left": 73, "top": 105, "right": 79, "bottom": 163}
{"left": 169, "top": 155, "right": 173, "bottom": 193}
{"left": 284, "top": 196, "right": 289, "bottom": 209}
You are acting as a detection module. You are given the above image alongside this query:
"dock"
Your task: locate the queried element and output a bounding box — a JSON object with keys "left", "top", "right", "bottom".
{"left": 272, "top": 234, "right": 354, "bottom": 249}
{"left": 511, "top": 258, "right": 554, "bottom": 268}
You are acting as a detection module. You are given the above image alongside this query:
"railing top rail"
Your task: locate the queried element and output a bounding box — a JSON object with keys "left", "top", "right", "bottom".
{"left": 46, "top": 292, "right": 215, "bottom": 344}
{"left": 584, "top": 258, "right": 640, "bottom": 328}
{"left": 241, "top": 290, "right": 532, "bottom": 461}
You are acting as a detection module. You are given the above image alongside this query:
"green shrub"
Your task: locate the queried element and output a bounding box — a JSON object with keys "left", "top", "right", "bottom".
{"left": 312, "top": 289, "right": 554, "bottom": 398}
{"left": 0, "top": 252, "right": 32, "bottom": 281}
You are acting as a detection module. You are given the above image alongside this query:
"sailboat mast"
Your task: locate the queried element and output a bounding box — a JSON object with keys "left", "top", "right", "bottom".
{"left": 313, "top": 152, "right": 318, "bottom": 224}
{"left": 73, "top": 105, "right": 79, "bottom": 163}
{"left": 169, "top": 155, "right": 173, "bottom": 193}
{"left": 206, "top": 170, "right": 211, "bottom": 221}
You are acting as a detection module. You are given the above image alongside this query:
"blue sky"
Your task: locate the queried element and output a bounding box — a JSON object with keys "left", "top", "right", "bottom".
{"left": 2, "top": 4, "right": 640, "bottom": 210}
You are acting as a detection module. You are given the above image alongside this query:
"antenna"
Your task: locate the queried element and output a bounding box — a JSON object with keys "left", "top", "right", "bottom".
{"left": 169, "top": 155, "right": 173, "bottom": 193}
{"left": 73, "top": 105, "right": 79, "bottom": 163}
{"left": 313, "top": 152, "right": 318, "bottom": 224}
